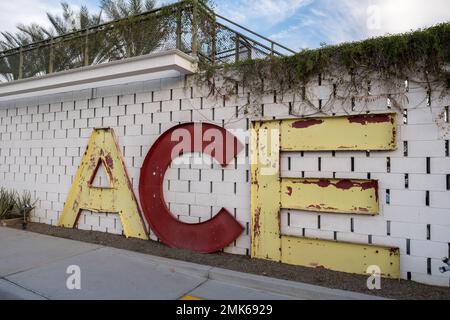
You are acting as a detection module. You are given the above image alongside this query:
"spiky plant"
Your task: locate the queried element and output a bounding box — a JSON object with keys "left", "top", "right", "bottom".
{"left": 0, "top": 188, "right": 17, "bottom": 219}
{"left": 12, "top": 191, "right": 37, "bottom": 219}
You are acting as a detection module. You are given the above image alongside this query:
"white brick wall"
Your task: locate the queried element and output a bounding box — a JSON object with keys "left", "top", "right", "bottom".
{"left": 1, "top": 73, "right": 449, "bottom": 287}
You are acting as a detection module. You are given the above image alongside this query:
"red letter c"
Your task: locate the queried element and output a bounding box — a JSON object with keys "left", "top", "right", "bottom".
{"left": 139, "top": 123, "right": 244, "bottom": 253}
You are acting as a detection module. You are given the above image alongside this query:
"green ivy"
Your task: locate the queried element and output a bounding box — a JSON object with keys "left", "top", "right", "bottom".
{"left": 201, "top": 22, "right": 450, "bottom": 94}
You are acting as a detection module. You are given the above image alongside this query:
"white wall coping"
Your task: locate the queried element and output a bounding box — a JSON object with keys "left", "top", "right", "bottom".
{"left": 0, "top": 50, "right": 198, "bottom": 102}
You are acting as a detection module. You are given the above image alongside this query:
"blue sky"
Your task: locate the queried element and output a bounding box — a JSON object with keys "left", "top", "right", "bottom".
{"left": 1, "top": 0, "right": 450, "bottom": 51}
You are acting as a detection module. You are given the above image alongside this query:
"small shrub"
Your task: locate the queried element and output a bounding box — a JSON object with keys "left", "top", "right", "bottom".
{"left": 0, "top": 188, "right": 17, "bottom": 219}
{"left": 12, "top": 191, "right": 37, "bottom": 219}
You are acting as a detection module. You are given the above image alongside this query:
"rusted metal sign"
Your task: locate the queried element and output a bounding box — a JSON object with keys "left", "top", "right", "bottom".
{"left": 282, "top": 236, "right": 400, "bottom": 278}
{"left": 139, "top": 123, "right": 245, "bottom": 253}
{"left": 281, "top": 113, "right": 397, "bottom": 151}
{"left": 281, "top": 178, "right": 379, "bottom": 215}
{"left": 251, "top": 115, "right": 400, "bottom": 278}
{"left": 58, "top": 128, "right": 148, "bottom": 240}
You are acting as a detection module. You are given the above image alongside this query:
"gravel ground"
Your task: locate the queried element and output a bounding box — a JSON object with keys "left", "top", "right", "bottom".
{"left": 8, "top": 222, "right": 450, "bottom": 300}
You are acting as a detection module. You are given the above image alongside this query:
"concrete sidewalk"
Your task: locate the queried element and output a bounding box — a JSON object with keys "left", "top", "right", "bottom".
{"left": 0, "top": 227, "right": 383, "bottom": 300}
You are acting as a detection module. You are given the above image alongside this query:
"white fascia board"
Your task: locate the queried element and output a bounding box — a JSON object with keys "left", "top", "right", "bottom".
{"left": 0, "top": 50, "right": 198, "bottom": 102}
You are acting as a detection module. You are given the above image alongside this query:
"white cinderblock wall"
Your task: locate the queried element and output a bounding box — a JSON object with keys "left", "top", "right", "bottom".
{"left": 0, "top": 73, "right": 449, "bottom": 287}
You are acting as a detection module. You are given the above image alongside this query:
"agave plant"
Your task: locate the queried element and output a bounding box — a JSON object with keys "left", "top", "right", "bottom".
{"left": 12, "top": 191, "right": 37, "bottom": 220}
{"left": 0, "top": 188, "right": 17, "bottom": 219}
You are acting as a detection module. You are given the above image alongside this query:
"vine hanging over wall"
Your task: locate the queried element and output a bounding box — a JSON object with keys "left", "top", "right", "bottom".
{"left": 196, "top": 22, "right": 450, "bottom": 129}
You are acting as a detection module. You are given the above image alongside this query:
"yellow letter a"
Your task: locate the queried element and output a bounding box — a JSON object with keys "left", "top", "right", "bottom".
{"left": 58, "top": 128, "right": 148, "bottom": 240}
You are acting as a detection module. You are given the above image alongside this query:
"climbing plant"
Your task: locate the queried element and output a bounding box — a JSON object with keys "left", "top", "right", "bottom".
{"left": 196, "top": 22, "right": 450, "bottom": 129}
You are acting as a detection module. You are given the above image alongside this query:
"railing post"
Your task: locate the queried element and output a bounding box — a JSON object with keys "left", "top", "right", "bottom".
{"left": 235, "top": 34, "right": 240, "bottom": 62}
{"left": 18, "top": 47, "right": 24, "bottom": 80}
{"left": 191, "top": 0, "right": 198, "bottom": 56}
{"left": 211, "top": 21, "right": 217, "bottom": 63}
{"left": 49, "top": 38, "right": 54, "bottom": 74}
{"left": 176, "top": 4, "right": 182, "bottom": 50}
{"left": 84, "top": 30, "right": 90, "bottom": 66}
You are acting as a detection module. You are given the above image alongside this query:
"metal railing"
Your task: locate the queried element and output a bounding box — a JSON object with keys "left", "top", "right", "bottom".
{"left": 0, "top": 0, "right": 296, "bottom": 82}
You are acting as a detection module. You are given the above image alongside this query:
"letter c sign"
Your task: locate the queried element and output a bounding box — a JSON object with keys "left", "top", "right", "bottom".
{"left": 139, "top": 123, "right": 245, "bottom": 253}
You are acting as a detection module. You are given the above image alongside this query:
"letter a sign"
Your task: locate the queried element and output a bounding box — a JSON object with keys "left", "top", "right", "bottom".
{"left": 58, "top": 128, "right": 148, "bottom": 240}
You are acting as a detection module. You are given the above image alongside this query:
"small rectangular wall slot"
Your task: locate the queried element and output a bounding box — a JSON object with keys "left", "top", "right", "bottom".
{"left": 350, "top": 218, "right": 354, "bottom": 232}
{"left": 406, "top": 239, "right": 411, "bottom": 255}
{"left": 318, "top": 215, "right": 321, "bottom": 229}
{"left": 387, "top": 157, "right": 391, "bottom": 173}
{"left": 405, "top": 174, "right": 409, "bottom": 189}
{"left": 368, "top": 235, "right": 372, "bottom": 244}
{"left": 333, "top": 83, "right": 337, "bottom": 97}
{"left": 351, "top": 157, "right": 355, "bottom": 172}
{"left": 447, "top": 174, "right": 450, "bottom": 191}
{"left": 427, "top": 258, "right": 432, "bottom": 275}
{"left": 333, "top": 231, "right": 337, "bottom": 241}
{"left": 427, "top": 157, "right": 431, "bottom": 174}
{"left": 407, "top": 272, "right": 412, "bottom": 280}
{"left": 403, "top": 110, "right": 408, "bottom": 124}
{"left": 318, "top": 158, "right": 322, "bottom": 171}
{"left": 386, "top": 189, "right": 391, "bottom": 204}
{"left": 351, "top": 97, "right": 356, "bottom": 111}
{"left": 446, "top": 140, "right": 450, "bottom": 157}
{"left": 404, "top": 141, "right": 409, "bottom": 157}
{"left": 427, "top": 224, "right": 431, "bottom": 240}
{"left": 367, "top": 81, "right": 372, "bottom": 95}
{"left": 287, "top": 212, "right": 291, "bottom": 227}
{"left": 426, "top": 191, "right": 430, "bottom": 206}
{"left": 445, "top": 106, "right": 449, "bottom": 123}
{"left": 387, "top": 221, "right": 391, "bottom": 236}
{"left": 288, "top": 157, "right": 291, "bottom": 171}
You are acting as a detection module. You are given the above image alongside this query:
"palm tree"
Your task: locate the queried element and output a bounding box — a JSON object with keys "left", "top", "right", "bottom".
{"left": 0, "top": 24, "right": 49, "bottom": 81}
{"left": 100, "top": 0, "right": 170, "bottom": 59}
{"left": 46, "top": 2, "right": 109, "bottom": 71}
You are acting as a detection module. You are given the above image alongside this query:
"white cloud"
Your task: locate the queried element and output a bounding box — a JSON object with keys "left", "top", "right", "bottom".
{"left": 367, "top": 0, "right": 450, "bottom": 35}
{"left": 0, "top": 0, "right": 100, "bottom": 34}
{"left": 270, "top": 0, "right": 450, "bottom": 50}
{"left": 219, "top": 0, "right": 313, "bottom": 27}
